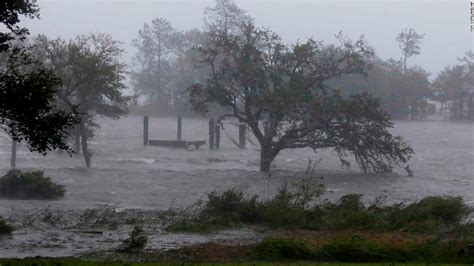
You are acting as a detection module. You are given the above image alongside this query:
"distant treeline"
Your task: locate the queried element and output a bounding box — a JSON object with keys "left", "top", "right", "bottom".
{"left": 127, "top": 3, "right": 473, "bottom": 121}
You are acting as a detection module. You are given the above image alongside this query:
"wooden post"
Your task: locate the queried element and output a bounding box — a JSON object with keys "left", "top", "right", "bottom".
{"left": 209, "top": 119, "right": 215, "bottom": 150}
{"left": 177, "top": 116, "right": 182, "bottom": 141}
{"left": 239, "top": 124, "right": 246, "bottom": 149}
{"left": 10, "top": 139, "right": 16, "bottom": 169}
{"left": 143, "top": 116, "right": 149, "bottom": 146}
{"left": 215, "top": 125, "right": 220, "bottom": 149}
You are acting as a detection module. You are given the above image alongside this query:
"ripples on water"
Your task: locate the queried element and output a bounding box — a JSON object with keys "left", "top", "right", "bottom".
{"left": 0, "top": 115, "right": 472, "bottom": 211}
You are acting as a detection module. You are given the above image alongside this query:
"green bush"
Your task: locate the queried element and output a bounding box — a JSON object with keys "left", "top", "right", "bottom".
{"left": 317, "top": 236, "right": 410, "bottom": 262}
{"left": 250, "top": 237, "right": 316, "bottom": 261}
{"left": 168, "top": 181, "right": 472, "bottom": 235}
{"left": 120, "top": 225, "right": 148, "bottom": 253}
{"left": 388, "top": 196, "right": 470, "bottom": 232}
{"left": 0, "top": 216, "right": 13, "bottom": 234}
{"left": 0, "top": 169, "right": 65, "bottom": 200}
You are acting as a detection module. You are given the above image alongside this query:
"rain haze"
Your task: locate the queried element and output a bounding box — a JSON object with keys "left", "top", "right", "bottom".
{"left": 0, "top": 0, "right": 473, "bottom": 262}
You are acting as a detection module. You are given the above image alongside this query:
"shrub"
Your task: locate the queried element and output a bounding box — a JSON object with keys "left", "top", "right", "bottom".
{"left": 120, "top": 225, "right": 148, "bottom": 253}
{"left": 167, "top": 181, "right": 471, "bottom": 236}
{"left": 250, "top": 237, "right": 315, "bottom": 261}
{"left": 0, "top": 169, "right": 65, "bottom": 200}
{"left": 317, "top": 235, "right": 410, "bottom": 262}
{"left": 388, "top": 196, "right": 470, "bottom": 232}
{"left": 318, "top": 194, "right": 385, "bottom": 230}
{"left": 0, "top": 216, "right": 13, "bottom": 234}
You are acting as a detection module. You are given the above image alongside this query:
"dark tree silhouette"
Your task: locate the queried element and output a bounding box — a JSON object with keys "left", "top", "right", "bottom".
{"left": 188, "top": 21, "right": 413, "bottom": 172}
{"left": 396, "top": 28, "right": 425, "bottom": 76}
{"left": 0, "top": 0, "right": 75, "bottom": 155}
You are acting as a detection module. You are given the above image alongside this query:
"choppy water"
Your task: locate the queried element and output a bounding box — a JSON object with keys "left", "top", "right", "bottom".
{"left": 0, "top": 115, "right": 473, "bottom": 213}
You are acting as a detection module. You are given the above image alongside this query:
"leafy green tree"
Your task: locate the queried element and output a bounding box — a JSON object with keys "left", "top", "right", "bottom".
{"left": 0, "top": 0, "right": 75, "bottom": 156}
{"left": 34, "top": 34, "right": 130, "bottom": 167}
{"left": 188, "top": 21, "right": 413, "bottom": 172}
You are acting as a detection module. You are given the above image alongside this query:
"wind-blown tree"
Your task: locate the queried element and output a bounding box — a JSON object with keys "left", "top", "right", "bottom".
{"left": 34, "top": 34, "right": 130, "bottom": 167}
{"left": 132, "top": 18, "right": 183, "bottom": 110}
{"left": 433, "top": 51, "right": 474, "bottom": 120}
{"left": 396, "top": 28, "right": 425, "bottom": 76}
{"left": 188, "top": 22, "right": 413, "bottom": 172}
{"left": 0, "top": 0, "right": 75, "bottom": 156}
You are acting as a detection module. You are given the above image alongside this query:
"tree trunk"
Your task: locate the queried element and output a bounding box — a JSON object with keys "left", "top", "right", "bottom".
{"left": 74, "top": 126, "right": 81, "bottom": 154}
{"left": 259, "top": 146, "right": 277, "bottom": 172}
{"left": 10, "top": 139, "right": 16, "bottom": 169}
{"left": 80, "top": 122, "right": 91, "bottom": 168}
{"left": 469, "top": 95, "right": 473, "bottom": 120}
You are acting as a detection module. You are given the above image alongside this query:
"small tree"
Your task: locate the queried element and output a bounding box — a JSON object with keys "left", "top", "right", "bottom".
{"left": 35, "top": 34, "right": 130, "bottom": 167}
{"left": 188, "top": 21, "right": 413, "bottom": 172}
{"left": 396, "top": 28, "right": 425, "bottom": 76}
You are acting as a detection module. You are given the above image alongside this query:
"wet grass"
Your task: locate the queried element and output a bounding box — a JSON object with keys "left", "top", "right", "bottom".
{"left": 0, "top": 260, "right": 471, "bottom": 266}
{"left": 248, "top": 236, "right": 474, "bottom": 263}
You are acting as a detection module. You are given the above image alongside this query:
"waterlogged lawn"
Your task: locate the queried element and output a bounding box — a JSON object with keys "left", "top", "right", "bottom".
{"left": 0, "top": 261, "right": 471, "bottom": 266}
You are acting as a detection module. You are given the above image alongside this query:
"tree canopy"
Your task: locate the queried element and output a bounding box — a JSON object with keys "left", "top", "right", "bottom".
{"left": 0, "top": 0, "right": 76, "bottom": 154}
{"left": 34, "top": 33, "right": 130, "bottom": 166}
{"left": 188, "top": 20, "right": 413, "bottom": 172}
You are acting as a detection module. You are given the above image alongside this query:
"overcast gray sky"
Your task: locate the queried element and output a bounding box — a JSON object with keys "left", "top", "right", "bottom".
{"left": 21, "top": 0, "right": 474, "bottom": 78}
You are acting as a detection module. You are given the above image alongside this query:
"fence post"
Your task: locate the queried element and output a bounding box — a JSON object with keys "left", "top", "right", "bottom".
{"left": 215, "top": 125, "right": 221, "bottom": 149}
{"left": 177, "top": 116, "right": 182, "bottom": 141}
{"left": 239, "top": 124, "right": 246, "bottom": 149}
{"left": 209, "top": 119, "right": 215, "bottom": 150}
{"left": 143, "top": 116, "right": 149, "bottom": 146}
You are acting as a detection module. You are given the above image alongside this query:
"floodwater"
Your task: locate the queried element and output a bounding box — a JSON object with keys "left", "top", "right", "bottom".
{"left": 0, "top": 115, "right": 473, "bottom": 212}
{"left": 0, "top": 115, "right": 472, "bottom": 257}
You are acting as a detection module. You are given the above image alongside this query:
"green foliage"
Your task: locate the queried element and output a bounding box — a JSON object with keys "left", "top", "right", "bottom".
{"left": 188, "top": 14, "right": 413, "bottom": 173}
{"left": 120, "top": 225, "right": 148, "bottom": 253}
{"left": 0, "top": 216, "right": 13, "bottom": 234}
{"left": 168, "top": 179, "right": 471, "bottom": 236}
{"left": 249, "top": 236, "right": 474, "bottom": 263}
{"left": 0, "top": 169, "right": 65, "bottom": 199}
{"left": 1, "top": 1, "right": 76, "bottom": 154}
{"left": 250, "top": 237, "right": 316, "bottom": 261}
{"left": 387, "top": 196, "right": 470, "bottom": 233}
{"left": 34, "top": 33, "right": 131, "bottom": 166}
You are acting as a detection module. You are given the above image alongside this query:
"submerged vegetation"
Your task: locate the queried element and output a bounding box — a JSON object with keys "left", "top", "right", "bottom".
{"left": 120, "top": 225, "right": 149, "bottom": 253}
{"left": 0, "top": 216, "right": 13, "bottom": 234}
{"left": 165, "top": 177, "right": 474, "bottom": 263}
{"left": 0, "top": 169, "right": 65, "bottom": 199}
{"left": 168, "top": 182, "right": 472, "bottom": 235}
